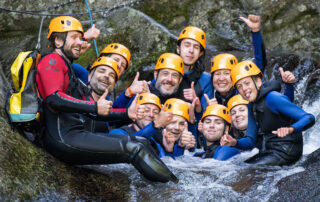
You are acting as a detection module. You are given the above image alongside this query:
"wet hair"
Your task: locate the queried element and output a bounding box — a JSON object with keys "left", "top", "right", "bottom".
{"left": 176, "top": 39, "right": 205, "bottom": 53}
{"left": 48, "top": 32, "right": 67, "bottom": 50}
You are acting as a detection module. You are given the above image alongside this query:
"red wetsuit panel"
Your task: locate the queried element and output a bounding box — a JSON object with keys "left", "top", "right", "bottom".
{"left": 36, "top": 53, "right": 96, "bottom": 113}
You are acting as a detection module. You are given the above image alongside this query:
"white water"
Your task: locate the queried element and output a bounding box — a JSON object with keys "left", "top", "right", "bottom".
{"left": 92, "top": 69, "right": 320, "bottom": 201}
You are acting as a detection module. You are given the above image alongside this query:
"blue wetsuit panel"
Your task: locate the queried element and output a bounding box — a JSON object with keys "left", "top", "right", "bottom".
{"left": 73, "top": 63, "right": 89, "bottom": 84}
{"left": 265, "top": 91, "right": 315, "bottom": 133}
{"left": 213, "top": 146, "right": 240, "bottom": 160}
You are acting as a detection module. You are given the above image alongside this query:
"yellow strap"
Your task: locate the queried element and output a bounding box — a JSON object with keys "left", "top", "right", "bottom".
{"left": 11, "top": 51, "right": 32, "bottom": 90}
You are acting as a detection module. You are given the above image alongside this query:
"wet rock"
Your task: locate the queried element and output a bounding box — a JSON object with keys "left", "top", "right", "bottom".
{"left": 269, "top": 148, "right": 320, "bottom": 201}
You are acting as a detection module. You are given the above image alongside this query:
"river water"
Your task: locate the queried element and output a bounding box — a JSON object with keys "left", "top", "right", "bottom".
{"left": 87, "top": 73, "right": 320, "bottom": 201}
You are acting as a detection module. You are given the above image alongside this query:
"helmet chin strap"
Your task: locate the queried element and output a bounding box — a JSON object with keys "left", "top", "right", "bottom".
{"left": 251, "top": 76, "right": 259, "bottom": 92}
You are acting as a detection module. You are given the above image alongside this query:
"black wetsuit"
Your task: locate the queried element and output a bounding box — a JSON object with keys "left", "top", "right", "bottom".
{"left": 244, "top": 81, "right": 315, "bottom": 166}
{"left": 36, "top": 53, "right": 177, "bottom": 183}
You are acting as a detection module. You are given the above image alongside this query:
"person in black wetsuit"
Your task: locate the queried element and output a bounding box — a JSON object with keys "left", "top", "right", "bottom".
{"left": 220, "top": 60, "right": 315, "bottom": 166}
{"left": 36, "top": 16, "right": 178, "bottom": 183}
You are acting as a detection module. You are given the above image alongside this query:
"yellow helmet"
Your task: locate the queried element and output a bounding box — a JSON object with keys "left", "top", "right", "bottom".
{"left": 47, "top": 16, "right": 83, "bottom": 39}
{"left": 231, "top": 60, "right": 263, "bottom": 87}
{"left": 136, "top": 93, "right": 161, "bottom": 109}
{"left": 164, "top": 98, "right": 189, "bottom": 121}
{"left": 227, "top": 94, "right": 249, "bottom": 111}
{"left": 90, "top": 56, "right": 119, "bottom": 81}
{"left": 201, "top": 104, "right": 231, "bottom": 124}
{"left": 99, "top": 43, "right": 131, "bottom": 68}
{"left": 211, "top": 53, "right": 238, "bottom": 73}
{"left": 177, "top": 26, "right": 206, "bottom": 49}
{"left": 155, "top": 53, "right": 184, "bottom": 76}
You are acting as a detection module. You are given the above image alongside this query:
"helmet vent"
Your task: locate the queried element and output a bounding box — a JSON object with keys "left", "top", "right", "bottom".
{"left": 66, "top": 20, "right": 71, "bottom": 26}
{"left": 230, "top": 59, "right": 233, "bottom": 65}
{"left": 98, "top": 58, "right": 102, "bottom": 62}
{"left": 114, "top": 45, "right": 118, "bottom": 49}
{"left": 161, "top": 58, "right": 164, "bottom": 63}
{"left": 182, "top": 30, "right": 186, "bottom": 34}
{"left": 168, "top": 104, "right": 172, "bottom": 109}
{"left": 61, "top": 20, "right": 64, "bottom": 24}
{"left": 139, "top": 95, "right": 143, "bottom": 100}
{"left": 245, "top": 65, "right": 249, "bottom": 71}
{"left": 202, "top": 34, "right": 204, "bottom": 39}
{"left": 223, "top": 109, "right": 226, "bottom": 114}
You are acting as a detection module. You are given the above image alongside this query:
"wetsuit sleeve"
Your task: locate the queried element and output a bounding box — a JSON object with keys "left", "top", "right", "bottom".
{"left": 46, "top": 93, "right": 97, "bottom": 113}
{"left": 252, "top": 31, "right": 267, "bottom": 72}
{"left": 283, "top": 83, "right": 294, "bottom": 102}
{"left": 109, "top": 128, "right": 129, "bottom": 135}
{"left": 112, "top": 90, "right": 131, "bottom": 108}
{"left": 87, "top": 109, "right": 130, "bottom": 122}
{"left": 266, "top": 92, "right": 315, "bottom": 133}
{"left": 235, "top": 103, "right": 258, "bottom": 150}
{"left": 131, "top": 122, "right": 160, "bottom": 139}
{"left": 73, "top": 63, "right": 89, "bottom": 84}
{"left": 199, "top": 72, "right": 215, "bottom": 112}
{"left": 37, "top": 54, "right": 97, "bottom": 114}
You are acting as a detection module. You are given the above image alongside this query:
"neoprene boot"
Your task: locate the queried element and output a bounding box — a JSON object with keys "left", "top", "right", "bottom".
{"left": 125, "top": 135, "right": 179, "bottom": 183}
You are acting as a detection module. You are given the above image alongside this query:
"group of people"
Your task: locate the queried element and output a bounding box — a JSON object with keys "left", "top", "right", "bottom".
{"left": 35, "top": 14, "right": 315, "bottom": 183}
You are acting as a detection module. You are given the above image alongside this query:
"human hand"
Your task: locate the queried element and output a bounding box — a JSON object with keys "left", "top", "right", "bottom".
{"left": 239, "top": 14, "right": 261, "bottom": 32}
{"left": 128, "top": 94, "right": 142, "bottom": 121}
{"left": 178, "top": 123, "right": 196, "bottom": 149}
{"left": 80, "top": 41, "right": 91, "bottom": 54}
{"left": 183, "top": 81, "right": 197, "bottom": 102}
{"left": 83, "top": 24, "right": 100, "bottom": 40}
{"left": 204, "top": 93, "right": 218, "bottom": 106}
{"left": 125, "top": 72, "right": 150, "bottom": 97}
{"left": 279, "top": 67, "right": 295, "bottom": 84}
{"left": 162, "top": 129, "right": 175, "bottom": 152}
{"left": 97, "top": 89, "right": 113, "bottom": 116}
{"left": 220, "top": 133, "right": 237, "bottom": 147}
{"left": 272, "top": 127, "right": 294, "bottom": 137}
{"left": 153, "top": 106, "right": 173, "bottom": 128}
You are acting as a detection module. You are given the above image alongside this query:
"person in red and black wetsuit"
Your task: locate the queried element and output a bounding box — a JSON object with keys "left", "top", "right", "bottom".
{"left": 36, "top": 16, "right": 178, "bottom": 183}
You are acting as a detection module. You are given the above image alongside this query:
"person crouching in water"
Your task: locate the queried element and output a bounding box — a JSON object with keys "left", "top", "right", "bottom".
{"left": 194, "top": 104, "right": 240, "bottom": 159}
{"left": 220, "top": 60, "right": 315, "bottom": 166}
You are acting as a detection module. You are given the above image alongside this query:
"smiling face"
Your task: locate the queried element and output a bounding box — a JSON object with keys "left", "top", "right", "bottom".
{"left": 154, "top": 69, "right": 182, "bottom": 97}
{"left": 109, "top": 53, "right": 128, "bottom": 76}
{"left": 60, "top": 31, "right": 83, "bottom": 60}
{"left": 176, "top": 38, "right": 203, "bottom": 67}
{"left": 165, "top": 115, "right": 186, "bottom": 142}
{"left": 202, "top": 115, "right": 226, "bottom": 145}
{"left": 89, "top": 65, "right": 116, "bottom": 95}
{"left": 212, "top": 69, "right": 233, "bottom": 96}
{"left": 230, "top": 104, "right": 248, "bottom": 131}
{"left": 136, "top": 103, "right": 160, "bottom": 128}
{"left": 235, "top": 76, "right": 262, "bottom": 102}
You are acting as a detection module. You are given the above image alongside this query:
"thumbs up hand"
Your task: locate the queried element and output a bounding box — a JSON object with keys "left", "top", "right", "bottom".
{"left": 178, "top": 123, "right": 196, "bottom": 149}
{"left": 125, "top": 72, "right": 150, "bottom": 97}
{"left": 204, "top": 93, "right": 218, "bottom": 106}
{"left": 239, "top": 14, "right": 261, "bottom": 32}
{"left": 279, "top": 67, "right": 295, "bottom": 84}
{"left": 162, "top": 129, "right": 175, "bottom": 152}
{"left": 97, "top": 89, "right": 113, "bottom": 116}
